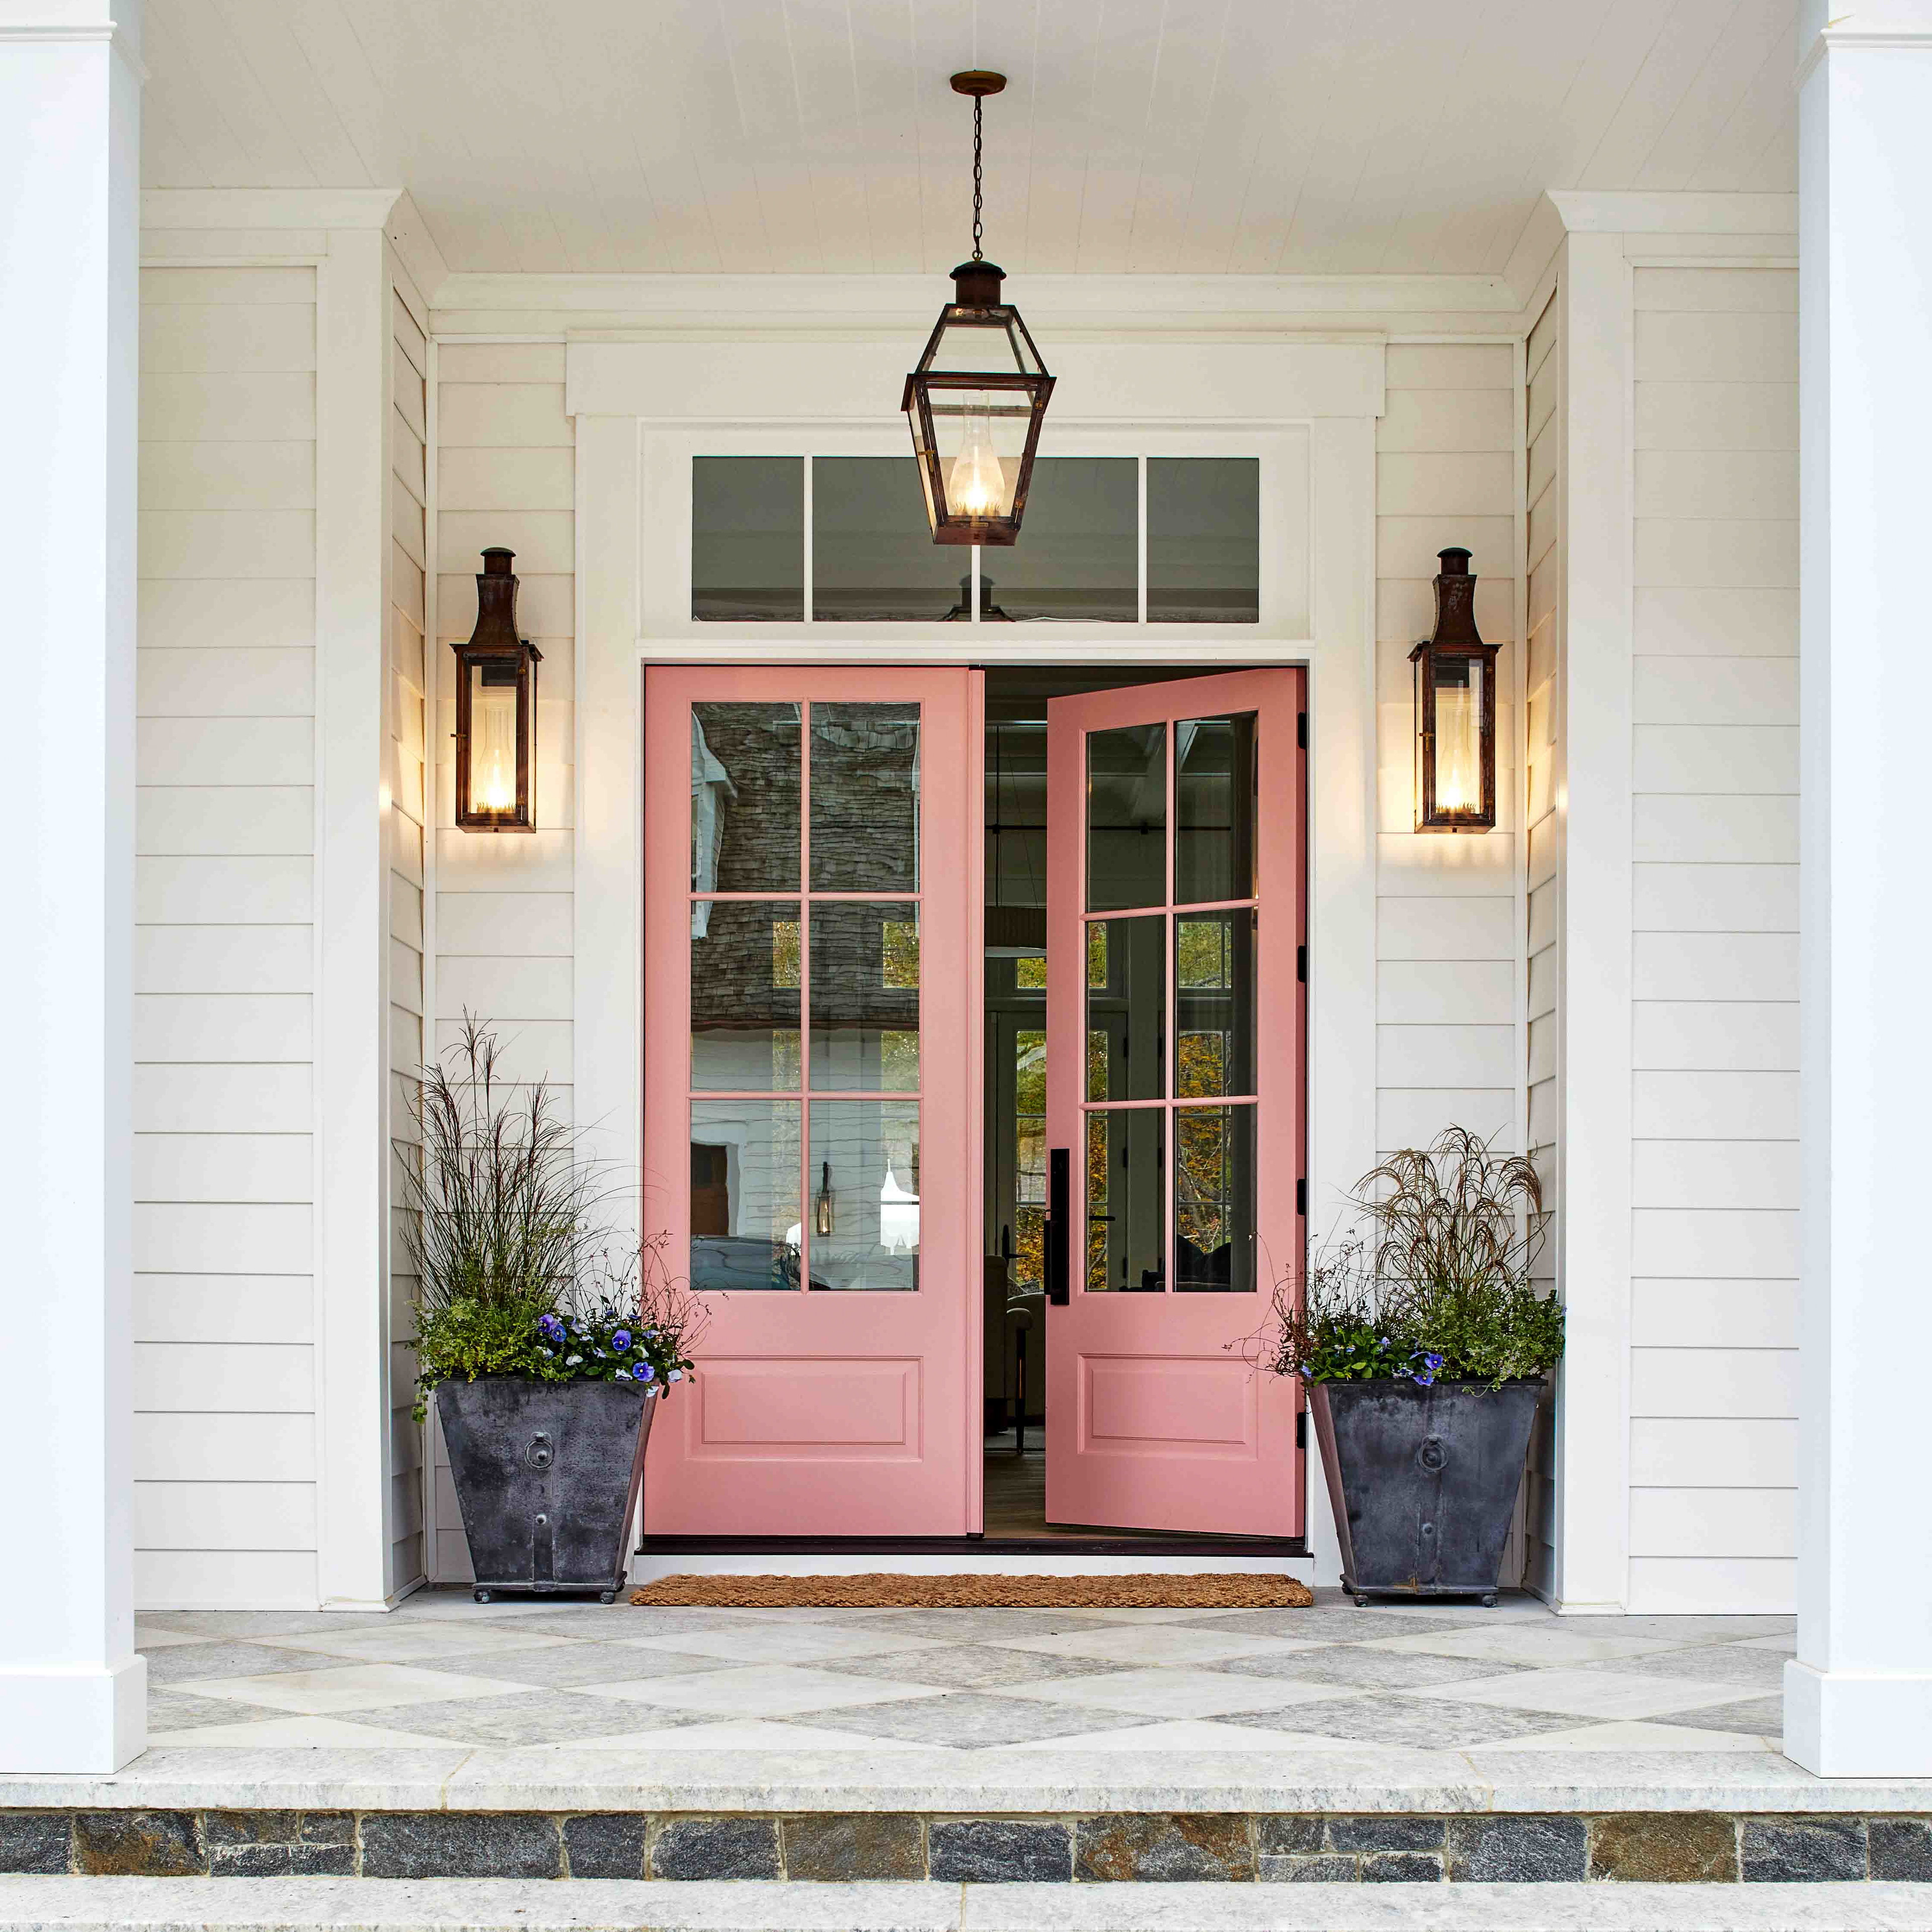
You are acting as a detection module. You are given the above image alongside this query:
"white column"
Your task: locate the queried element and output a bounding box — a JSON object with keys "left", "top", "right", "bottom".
{"left": 0, "top": 0, "right": 145, "bottom": 1770}
{"left": 1788, "top": 0, "right": 1932, "bottom": 1777}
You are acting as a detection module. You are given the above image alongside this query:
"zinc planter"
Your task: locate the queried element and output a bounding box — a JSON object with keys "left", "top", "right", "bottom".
{"left": 1309, "top": 1378, "right": 1544, "bottom": 1606}
{"left": 436, "top": 1377, "right": 658, "bottom": 1603}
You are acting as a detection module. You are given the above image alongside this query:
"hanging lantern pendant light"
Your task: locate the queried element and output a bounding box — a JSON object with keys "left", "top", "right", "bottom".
{"left": 902, "top": 72, "right": 1055, "bottom": 546}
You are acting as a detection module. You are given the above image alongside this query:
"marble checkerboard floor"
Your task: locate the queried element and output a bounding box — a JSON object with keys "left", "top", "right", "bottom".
{"left": 131, "top": 1587, "right": 1795, "bottom": 1760}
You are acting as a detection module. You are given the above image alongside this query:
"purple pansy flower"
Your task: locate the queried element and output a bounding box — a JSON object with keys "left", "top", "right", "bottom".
{"left": 612, "top": 1329, "right": 631, "bottom": 1352}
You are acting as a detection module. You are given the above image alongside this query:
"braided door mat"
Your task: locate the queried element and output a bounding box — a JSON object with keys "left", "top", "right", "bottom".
{"left": 630, "top": 1572, "right": 1313, "bottom": 1609}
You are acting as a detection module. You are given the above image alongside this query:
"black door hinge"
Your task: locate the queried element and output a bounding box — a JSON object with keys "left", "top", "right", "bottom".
{"left": 1297, "top": 943, "right": 1306, "bottom": 983}
{"left": 1296, "top": 1178, "right": 1307, "bottom": 1218}
{"left": 1297, "top": 711, "right": 1308, "bottom": 750}
{"left": 1296, "top": 1410, "right": 1308, "bottom": 1450}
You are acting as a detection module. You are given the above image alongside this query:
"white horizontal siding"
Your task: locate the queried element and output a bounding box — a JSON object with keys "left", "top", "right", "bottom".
{"left": 135, "top": 263, "right": 318, "bottom": 1608}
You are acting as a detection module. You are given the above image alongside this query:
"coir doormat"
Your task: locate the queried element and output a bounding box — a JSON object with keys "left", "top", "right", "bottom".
{"left": 630, "top": 1571, "right": 1313, "bottom": 1609}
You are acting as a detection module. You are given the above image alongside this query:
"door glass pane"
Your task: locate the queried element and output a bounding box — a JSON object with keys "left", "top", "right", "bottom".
{"left": 1013, "top": 1028, "right": 1046, "bottom": 1294}
{"left": 810, "top": 902, "right": 919, "bottom": 1092}
{"left": 807, "top": 1100, "right": 920, "bottom": 1291}
{"left": 691, "top": 702, "right": 800, "bottom": 894}
{"left": 692, "top": 457, "right": 803, "bottom": 622}
{"left": 1176, "top": 909, "right": 1256, "bottom": 1098}
{"left": 812, "top": 457, "right": 967, "bottom": 622}
{"left": 1086, "top": 723, "right": 1166, "bottom": 912}
{"left": 1175, "top": 1103, "right": 1257, "bottom": 1292}
{"left": 691, "top": 901, "right": 800, "bottom": 1090}
{"left": 1147, "top": 457, "right": 1259, "bottom": 623}
{"left": 688, "top": 1100, "right": 802, "bottom": 1291}
{"left": 810, "top": 701, "right": 920, "bottom": 892}
{"left": 1085, "top": 1107, "right": 1164, "bottom": 1293}
{"left": 983, "top": 458, "right": 1137, "bottom": 623}
{"left": 1176, "top": 712, "right": 1257, "bottom": 904}
{"left": 1084, "top": 915, "right": 1164, "bottom": 1102}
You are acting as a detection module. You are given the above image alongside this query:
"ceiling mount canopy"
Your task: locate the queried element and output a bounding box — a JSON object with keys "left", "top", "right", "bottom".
{"left": 901, "top": 70, "right": 1055, "bottom": 548}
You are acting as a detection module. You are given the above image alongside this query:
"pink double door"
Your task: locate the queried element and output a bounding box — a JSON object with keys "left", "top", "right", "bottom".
{"left": 641, "top": 665, "right": 1303, "bottom": 1541}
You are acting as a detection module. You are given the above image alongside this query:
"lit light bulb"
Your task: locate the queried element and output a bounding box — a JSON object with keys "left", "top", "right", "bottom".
{"left": 1434, "top": 683, "right": 1479, "bottom": 813}
{"left": 948, "top": 411, "right": 1006, "bottom": 517}
{"left": 474, "top": 689, "right": 518, "bottom": 814}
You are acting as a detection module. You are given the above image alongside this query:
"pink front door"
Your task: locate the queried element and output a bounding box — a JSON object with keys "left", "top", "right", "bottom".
{"left": 641, "top": 667, "right": 980, "bottom": 1536}
{"left": 1044, "top": 671, "right": 1306, "bottom": 1537}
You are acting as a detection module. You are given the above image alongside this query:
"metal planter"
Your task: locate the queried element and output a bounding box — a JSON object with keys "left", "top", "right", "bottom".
{"left": 1309, "top": 1378, "right": 1545, "bottom": 1606}
{"left": 436, "top": 1376, "right": 658, "bottom": 1603}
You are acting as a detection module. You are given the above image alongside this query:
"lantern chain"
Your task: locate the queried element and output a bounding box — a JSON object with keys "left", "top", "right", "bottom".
{"left": 971, "top": 92, "right": 984, "bottom": 261}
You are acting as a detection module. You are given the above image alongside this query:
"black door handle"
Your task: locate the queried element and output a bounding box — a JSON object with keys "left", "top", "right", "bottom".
{"left": 1045, "top": 1147, "right": 1071, "bottom": 1305}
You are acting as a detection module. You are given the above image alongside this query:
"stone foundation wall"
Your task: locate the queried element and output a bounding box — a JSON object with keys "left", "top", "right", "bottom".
{"left": 4, "top": 1809, "right": 1927, "bottom": 1884}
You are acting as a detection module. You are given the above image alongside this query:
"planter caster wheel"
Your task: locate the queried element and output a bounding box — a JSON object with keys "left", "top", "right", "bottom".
{"left": 1480, "top": 1593, "right": 1497, "bottom": 1608}
{"left": 472, "top": 1588, "right": 493, "bottom": 1604}
{"left": 598, "top": 1590, "right": 616, "bottom": 1605}
{"left": 1352, "top": 1593, "right": 1372, "bottom": 1609}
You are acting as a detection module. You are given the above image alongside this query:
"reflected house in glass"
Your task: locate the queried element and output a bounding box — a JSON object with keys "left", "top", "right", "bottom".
{"left": 686, "top": 701, "right": 923, "bottom": 1296}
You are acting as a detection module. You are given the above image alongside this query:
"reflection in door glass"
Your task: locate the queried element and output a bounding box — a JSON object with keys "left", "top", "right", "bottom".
{"left": 1086, "top": 1107, "right": 1165, "bottom": 1293}
{"left": 1086, "top": 723, "right": 1166, "bottom": 912}
{"left": 810, "top": 902, "right": 919, "bottom": 1092}
{"left": 1176, "top": 713, "right": 1257, "bottom": 904}
{"left": 810, "top": 702, "right": 921, "bottom": 892}
{"left": 691, "top": 702, "right": 800, "bottom": 895}
{"left": 1176, "top": 910, "right": 1256, "bottom": 1098}
{"left": 688, "top": 1099, "right": 802, "bottom": 1291}
{"left": 806, "top": 1101, "right": 920, "bottom": 1291}
{"left": 1175, "top": 1103, "right": 1256, "bottom": 1292}
{"left": 690, "top": 901, "right": 801, "bottom": 1091}
{"left": 1013, "top": 1029, "right": 1046, "bottom": 1294}
{"left": 1084, "top": 915, "right": 1165, "bottom": 1102}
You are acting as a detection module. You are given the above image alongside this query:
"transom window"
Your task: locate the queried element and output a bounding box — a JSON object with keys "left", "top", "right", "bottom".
{"left": 692, "top": 455, "right": 1259, "bottom": 625}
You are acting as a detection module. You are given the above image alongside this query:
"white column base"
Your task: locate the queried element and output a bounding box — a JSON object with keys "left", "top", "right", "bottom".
{"left": 0, "top": 1656, "right": 146, "bottom": 1775}
{"left": 1784, "top": 1660, "right": 1932, "bottom": 1779}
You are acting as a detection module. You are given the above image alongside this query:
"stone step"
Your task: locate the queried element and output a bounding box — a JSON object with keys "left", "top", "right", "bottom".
{"left": 2, "top": 1878, "right": 1931, "bottom": 1931}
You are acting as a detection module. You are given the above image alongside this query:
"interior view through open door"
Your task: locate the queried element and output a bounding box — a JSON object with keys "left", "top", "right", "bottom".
{"left": 1041, "top": 670, "right": 1306, "bottom": 1538}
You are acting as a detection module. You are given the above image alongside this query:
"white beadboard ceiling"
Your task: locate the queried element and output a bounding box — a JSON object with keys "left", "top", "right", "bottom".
{"left": 141, "top": 0, "right": 1799, "bottom": 278}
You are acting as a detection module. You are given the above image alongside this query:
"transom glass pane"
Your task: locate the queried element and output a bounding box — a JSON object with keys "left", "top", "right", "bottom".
{"left": 810, "top": 702, "right": 920, "bottom": 893}
{"left": 813, "top": 458, "right": 964, "bottom": 622}
{"left": 984, "top": 459, "right": 1136, "bottom": 623}
{"left": 810, "top": 903, "right": 919, "bottom": 1092}
{"left": 807, "top": 1100, "right": 920, "bottom": 1291}
{"left": 1085, "top": 915, "right": 1165, "bottom": 1103}
{"left": 690, "top": 901, "right": 801, "bottom": 1091}
{"left": 1175, "top": 1103, "right": 1256, "bottom": 1292}
{"left": 1147, "top": 457, "right": 1259, "bottom": 623}
{"left": 1086, "top": 723, "right": 1166, "bottom": 912}
{"left": 689, "top": 1099, "right": 802, "bottom": 1291}
{"left": 1176, "top": 713, "right": 1257, "bottom": 904}
{"left": 692, "top": 457, "right": 803, "bottom": 622}
{"left": 1086, "top": 1108, "right": 1164, "bottom": 1293}
{"left": 691, "top": 702, "right": 800, "bottom": 894}
{"left": 1176, "top": 910, "right": 1256, "bottom": 1098}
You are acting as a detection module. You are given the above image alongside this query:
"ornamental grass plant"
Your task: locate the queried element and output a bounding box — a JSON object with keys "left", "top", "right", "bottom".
{"left": 399, "top": 1016, "right": 705, "bottom": 1419}
{"left": 1248, "top": 1127, "right": 1563, "bottom": 1387}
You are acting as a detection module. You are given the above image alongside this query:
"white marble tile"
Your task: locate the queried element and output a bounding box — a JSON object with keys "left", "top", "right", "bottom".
{"left": 180, "top": 1663, "right": 533, "bottom": 1715}
{"left": 608, "top": 1719, "right": 942, "bottom": 1753}
{"left": 1463, "top": 1718, "right": 1777, "bottom": 1754}
{"left": 986, "top": 1625, "right": 1311, "bottom": 1666}
{"left": 985, "top": 1719, "right": 1380, "bottom": 1755}
{"left": 390, "top": 1594, "right": 592, "bottom": 1621}
{"left": 1430, "top": 1666, "right": 1756, "bottom": 1722}
{"left": 142, "top": 1715, "right": 462, "bottom": 1750}
{"left": 1364, "top": 1626, "right": 1692, "bottom": 1666}
{"left": 614, "top": 1622, "right": 953, "bottom": 1665}
{"left": 994, "top": 1666, "right": 1361, "bottom": 1720}
{"left": 586, "top": 1662, "right": 942, "bottom": 1718}
{"left": 248, "top": 1625, "right": 581, "bottom": 1665}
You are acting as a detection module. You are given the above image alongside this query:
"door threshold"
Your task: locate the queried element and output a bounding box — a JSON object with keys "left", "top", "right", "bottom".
{"left": 638, "top": 1535, "right": 1310, "bottom": 1558}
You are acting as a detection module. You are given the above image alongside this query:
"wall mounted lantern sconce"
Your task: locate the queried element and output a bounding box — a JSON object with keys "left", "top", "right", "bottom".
{"left": 902, "top": 71, "right": 1055, "bottom": 545}
{"left": 451, "top": 547, "right": 542, "bottom": 833}
{"left": 1411, "top": 547, "right": 1498, "bottom": 833}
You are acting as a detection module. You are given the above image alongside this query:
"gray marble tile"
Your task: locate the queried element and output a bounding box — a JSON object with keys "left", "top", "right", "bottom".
{"left": 144, "top": 1690, "right": 294, "bottom": 1732}
{"left": 780, "top": 1692, "right": 1158, "bottom": 1749}
{"left": 507, "top": 1606, "right": 751, "bottom": 1639}
{"left": 1210, "top": 1646, "right": 1534, "bottom": 1691}
{"left": 813, "top": 1646, "right": 1135, "bottom": 1691}
{"left": 1184, "top": 1608, "right": 1456, "bottom": 1640}
{"left": 1580, "top": 1644, "right": 1789, "bottom": 1689}
{"left": 142, "top": 1643, "right": 348, "bottom": 1686}
{"left": 336, "top": 1691, "right": 704, "bottom": 1746}
{"left": 135, "top": 1612, "right": 401, "bottom": 1639}
{"left": 1228, "top": 1692, "right": 1580, "bottom": 1749}
{"left": 832, "top": 1609, "right": 1125, "bottom": 1642}
{"left": 1650, "top": 1695, "right": 1786, "bottom": 1737}
{"left": 410, "top": 1642, "right": 734, "bottom": 1689}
